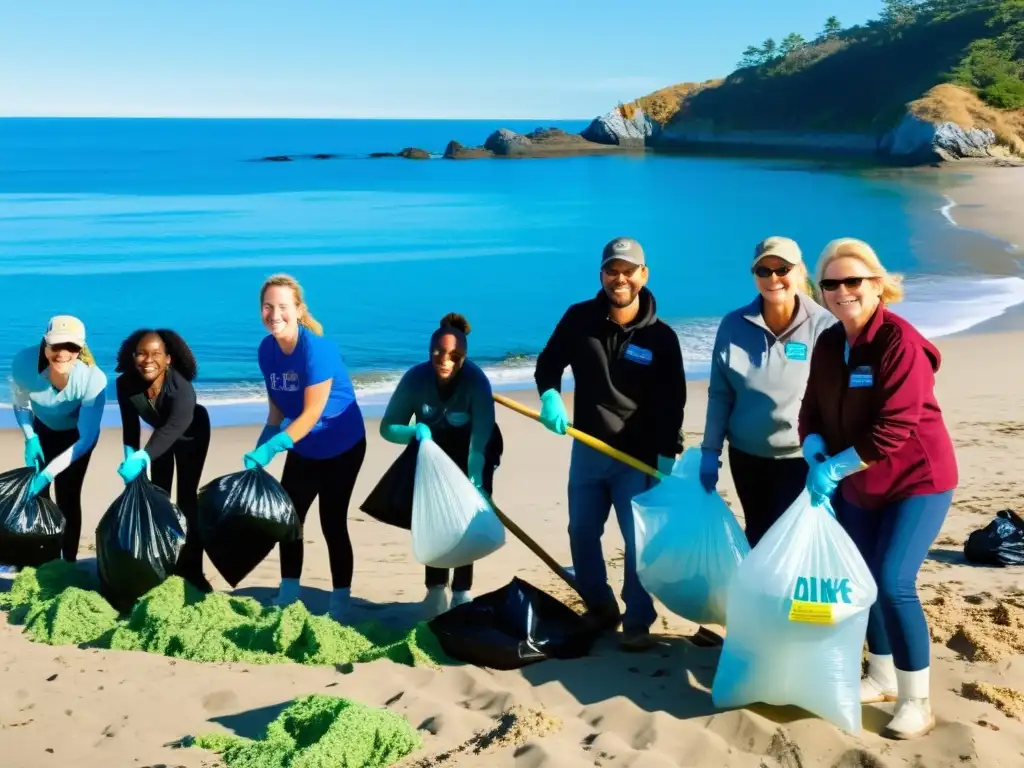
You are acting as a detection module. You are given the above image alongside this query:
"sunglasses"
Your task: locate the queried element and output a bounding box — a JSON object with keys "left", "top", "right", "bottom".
{"left": 819, "top": 276, "right": 875, "bottom": 292}
{"left": 753, "top": 264, "right": 793, "bottom": 278}
{"left": 48, "top": 342, "right": 82, "bottom": 354}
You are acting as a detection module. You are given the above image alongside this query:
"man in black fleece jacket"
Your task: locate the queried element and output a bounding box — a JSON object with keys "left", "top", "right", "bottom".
{"left": 534, "top": 237, "right": 686, "bottom": 651}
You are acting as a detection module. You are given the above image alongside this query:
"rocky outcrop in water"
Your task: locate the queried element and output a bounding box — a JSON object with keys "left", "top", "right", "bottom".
{"left": 880, "top": 113, "right": 998, "bottom": 162}
{"left": 581, "top": 108, "right": 660, "bottom": 146}
{"left": 443, "top": 141, "right": 494, "bottom": 159}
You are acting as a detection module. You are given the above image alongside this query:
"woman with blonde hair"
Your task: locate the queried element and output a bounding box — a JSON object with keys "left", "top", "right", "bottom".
{"left": 245, "top": 274, "right": 367, "bottom": 622}
{"left": 700, "top": 236, "right": 836, "bottom": 546}
{"left": 8, "top": 315, "right": 107, "bottom": 563}
{"left": 799, "top": 238, "right": 958, "bottom": 740}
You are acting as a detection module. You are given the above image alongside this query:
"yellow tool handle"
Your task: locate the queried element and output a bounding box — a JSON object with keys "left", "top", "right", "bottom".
{"left": 493, "top": 392, "right": 663, "bottom": 480}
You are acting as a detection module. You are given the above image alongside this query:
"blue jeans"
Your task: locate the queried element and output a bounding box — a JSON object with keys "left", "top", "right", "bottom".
{"left": 837, "top": 490, "right": 953, "bottom": 672}
{"left": 567, "top": 441, "right": 656, "bottom": 630}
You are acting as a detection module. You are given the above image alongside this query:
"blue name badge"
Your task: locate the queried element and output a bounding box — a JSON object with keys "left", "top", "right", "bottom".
{"left": 784, "top": 342, "right": 808, "bottom": 361}
{"left": 849, "top": 365, "right": 874, "bottom": 388}
{"left": 623, "top": 344, "right": 653, "bottom": 366}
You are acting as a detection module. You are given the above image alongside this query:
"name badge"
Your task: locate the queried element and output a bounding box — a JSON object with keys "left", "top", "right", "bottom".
{"left": 784, "top": 342, "right": 808, "bottom": 361}
{"left": 849, "top": 365, "right": 874, "bottom": 388}
{"left": 623, "top": 344, "right": 653, "bottom": 366}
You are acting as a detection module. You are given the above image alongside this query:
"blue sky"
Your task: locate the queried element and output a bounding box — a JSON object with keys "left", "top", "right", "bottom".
{"left": 3, "top": 1, "right": 886, "bottom": 119}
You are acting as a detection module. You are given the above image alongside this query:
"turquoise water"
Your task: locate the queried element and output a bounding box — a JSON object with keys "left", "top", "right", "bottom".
{"left": 2, "top": 118, "right": 1022, "bottom": 426}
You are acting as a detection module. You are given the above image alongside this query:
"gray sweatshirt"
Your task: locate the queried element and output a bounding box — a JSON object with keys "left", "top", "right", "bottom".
{"left": 702, "top": 295, "right": 837, "bottom": 460}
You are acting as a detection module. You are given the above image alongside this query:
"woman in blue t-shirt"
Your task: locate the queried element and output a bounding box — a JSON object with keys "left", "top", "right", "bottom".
{"left": 245, "top": 274, "right": 367, "bottom": 622}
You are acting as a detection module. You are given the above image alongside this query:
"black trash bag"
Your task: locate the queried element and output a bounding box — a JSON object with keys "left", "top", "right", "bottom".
{"left": 96, "top": 476, "right": 188, "bottom": 613}
{"left": 964, "top": 509, "right": 1024, "bottom": 566}
{"left": 197, "top": 467, "right": 301, "bottom": 587}
{"left": 427, "top": 577, "right": 599, "bottom": 670}
{"left": 359, "top": 441, "right": 418, "bottom": 530}
{"left": 0, "top": 466, "right": 65, "bottom": 568}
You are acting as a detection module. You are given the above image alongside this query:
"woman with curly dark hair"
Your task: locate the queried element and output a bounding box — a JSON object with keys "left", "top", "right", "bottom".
{"left": 378, "top": 312, "right": 503, "bottom": 617}
{"left": 114, "top": 328, "right": 212, "bottom": 592}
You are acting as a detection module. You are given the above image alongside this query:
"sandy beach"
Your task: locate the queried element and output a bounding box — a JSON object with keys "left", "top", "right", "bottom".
{"left": 3, "top": 168, "right": 1024, "bottom": 767}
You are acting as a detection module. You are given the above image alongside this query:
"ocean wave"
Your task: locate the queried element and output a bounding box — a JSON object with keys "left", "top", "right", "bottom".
{"left": 941, "top": 194, "right": 1020, "bottom": 253}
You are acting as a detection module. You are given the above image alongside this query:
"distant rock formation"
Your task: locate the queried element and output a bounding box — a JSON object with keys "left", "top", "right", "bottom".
{"left": 880, "top": 113, "right": 999, "bottom": 162}
{"left": 581, "top": 108, "right": 660, "bottom": 146}
{"left": 443, "top": 141, "right": 494, "bottom": 159}
{"left": 369, "top": 147, "right": 431, "bottom": 159}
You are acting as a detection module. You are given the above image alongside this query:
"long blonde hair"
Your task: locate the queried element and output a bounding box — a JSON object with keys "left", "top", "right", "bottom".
{"left": 36, "top": 340, "right": 96, "bottom": 372}
{"left": 260, "top": 273, "right": 324, "bottom": 336}
{"left": 813, "top": 238, "right": 904, "bottom": 305}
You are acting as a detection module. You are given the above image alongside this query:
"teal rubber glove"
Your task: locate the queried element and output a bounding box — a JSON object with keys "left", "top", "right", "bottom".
{"left": 468, "top": 450, "right": 485, "bottom": 489}
{"left": 244, "top": 430, "right": 294, "bottom": 469}
{"left": 806, "top": 446, "right": 866, "bottom": 506}
{"left": 698, "top": 449, "right": 720, "bottom": 493}
{"left": 538, "top": 389, "right": 569, "bottom": 435}
{"left": 117, "top": 449, "right": 151, "bottom": 483}
{"left": 414, "top": 422, "right": 432, "bottom": 443}
{"left": 256, "top": 423, "right": 281, "bottom": 449}
{"left": 28, "top": 468, "right": 53, "bottom": 498}
{"left": 802, "top": 433, "right": 828, "bottom": 466}
{"left": 656, "top": 455, "right": 675, "bottom": 478}
{"left": 123, "top": 445, "right": 134, "bottom": 462}
{"left": 24, "top": 436, "right": 44, "bottom": 471}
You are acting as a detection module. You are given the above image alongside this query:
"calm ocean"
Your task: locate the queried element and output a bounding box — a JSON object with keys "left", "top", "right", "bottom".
{"left": 2, "top": 117, "right": 1023, "bottom": 427}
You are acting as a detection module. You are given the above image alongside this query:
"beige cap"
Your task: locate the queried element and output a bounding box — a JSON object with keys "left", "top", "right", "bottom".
{"left": 752, "top": 236, "right": 802, "bottom": 267}
{"left": 44, "top": 315, "right": 86, "bottom": 347}
{"left": 601, "top": 237, "right": 646, "bottom": 268}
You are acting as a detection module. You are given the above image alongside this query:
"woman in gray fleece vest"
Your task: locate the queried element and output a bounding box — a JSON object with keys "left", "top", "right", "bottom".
{"left": 700, "top": 236, "right": 836, "bottom": 547}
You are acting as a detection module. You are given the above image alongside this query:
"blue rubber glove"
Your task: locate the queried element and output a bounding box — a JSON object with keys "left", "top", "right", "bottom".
{"left": 256, "top": 423, "right": 282, "bottom": 449}
{"left": 117, "top": 449, "right": 151, "bottom": 483}
{"left": 123, "top": 445, "right": 134, "bottom": 462}
{"left": 699, "top": 449, "right": 721, "bottom": 493}
{"left": 656, "top": 455, "right": 675, "bottom": 478}
{"left": 468, "top": 450, "right": 485, "bottom": 489}
{"left": 414, "top": 422, "right": 432, "bottom": 443}
{"left": 24, "top": 436, "right": 44, "bottom": 471}
{"left": 802, "top": 433, "right": 828, "bottom": 466}
{"left": 28, "top": 468, "right": 53, "bottom": 498}
{"left": 538, "top": 389, "right": 569, "bottom": 435}
{"left": 806, "top": 446, "right": 866, "bottom": 506}
{"left": 244, "top": 430, "right": 294, "bottom": 469}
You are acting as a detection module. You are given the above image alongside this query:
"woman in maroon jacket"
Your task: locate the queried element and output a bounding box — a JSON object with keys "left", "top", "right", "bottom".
{"left": 798, "top": 238, "right": 957, "bottom": 741}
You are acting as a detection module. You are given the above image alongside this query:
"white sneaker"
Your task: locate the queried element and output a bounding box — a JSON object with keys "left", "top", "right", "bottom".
{"left": 272, "top": 578, "right": 302, "bottom": 607}
{"left": 450, "top": 590, "right": 473, "bottom": 608}
{"left": 327, "top": 588, "right": 350, "bottom": 623}
{"left": 423, "top": 586, "right": 449, "bottom": 617}
{"left": 861, "top": 653, "right": 898, "bottom": 703}
{"left": 884, "top": 667, "right": 936, "bottom": 739}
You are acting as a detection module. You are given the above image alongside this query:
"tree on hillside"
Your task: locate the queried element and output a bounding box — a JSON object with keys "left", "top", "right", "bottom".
{"left": 822, "top": 16, "right": 842, "bottom": 40}
{"left": 880, "top": 0, "right": 921, "bottom": 34}
{"left": 761, "top": 37, "right": 779, "bottom": 60}
{"left": 738, "top": 45, "right": 764, "bottom": 68}
{"left": 780, "top": 32, "right": 808, "bottom": 55}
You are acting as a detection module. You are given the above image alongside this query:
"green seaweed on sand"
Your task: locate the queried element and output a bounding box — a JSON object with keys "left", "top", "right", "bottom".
{"left": 0, "top": 561, "right": 449, "bottom": 669}
{"left": 192, "top": 694, "right": 421, "bottom": 768}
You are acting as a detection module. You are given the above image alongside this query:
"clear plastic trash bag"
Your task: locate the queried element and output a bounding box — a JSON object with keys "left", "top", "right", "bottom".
{"left": 711, "top": 490, "right": 877, "bottom": 733}
{"left": 632, "top": 447, "right": 750, "bottom": 626}
{"left": 411, "top": 438, "right": 505, "bottom": 569}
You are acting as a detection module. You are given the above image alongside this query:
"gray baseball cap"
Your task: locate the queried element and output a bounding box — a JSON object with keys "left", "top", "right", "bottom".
{"left": 601, "top": 237, "right": 646, "bottom": 268}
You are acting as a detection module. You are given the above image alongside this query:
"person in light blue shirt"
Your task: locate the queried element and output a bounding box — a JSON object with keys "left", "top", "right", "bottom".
{"left": 9, "top": 315, "right": 107, "bottom": 564}
{"left": 246, "top": 274, "right": 367, "bottom": 623}
{"left": 700, "top": 237, "right": 837, "bottom": 546}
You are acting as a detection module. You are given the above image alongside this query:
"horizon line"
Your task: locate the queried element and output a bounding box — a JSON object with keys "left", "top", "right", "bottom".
{"left": 0, "top": 113, "right": 597, "bottom": 122}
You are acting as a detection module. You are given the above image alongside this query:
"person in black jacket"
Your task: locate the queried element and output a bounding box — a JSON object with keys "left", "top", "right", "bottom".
{"left": 115, "top": 329, "right": 212, "bottom": 592}
{"left": 534, "top": 236, "right": 686, "bottom": 652}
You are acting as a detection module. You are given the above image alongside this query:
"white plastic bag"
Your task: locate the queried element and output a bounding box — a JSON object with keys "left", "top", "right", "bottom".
{"left": 711, "top": 489, "right": 877, "bottom": 733}
{"left": 411, "top": 438, "right": 505, "bottom": 568}
{"left": 632, "top": 447, "right": 750, "bottom": 626}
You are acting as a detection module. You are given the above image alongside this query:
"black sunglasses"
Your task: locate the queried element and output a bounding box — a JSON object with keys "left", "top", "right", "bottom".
{"left": 819, "top": 276, "right": 874, "bottom": 292}
{"left": 753, "top": 264, "right": 793, "bottom": 278}
{"left": 48, "top": 342, "right": 82, "bottom": 353}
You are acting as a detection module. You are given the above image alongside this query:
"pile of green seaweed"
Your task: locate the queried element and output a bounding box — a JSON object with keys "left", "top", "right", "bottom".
{"left": 0, "top": 560, "right": 447, "bottom": 668}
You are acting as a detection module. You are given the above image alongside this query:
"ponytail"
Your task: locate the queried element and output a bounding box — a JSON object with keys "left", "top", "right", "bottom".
{"left": 261, "top": 273, "right": 324, "bottom": 337}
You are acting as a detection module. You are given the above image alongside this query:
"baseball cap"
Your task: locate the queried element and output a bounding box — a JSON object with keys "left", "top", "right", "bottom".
{"left": 44, "top": 315, "right": 86, "bottom": 347}
{"left": 752, "top": 236, "right": 802, "bottom": 267}
{"left": 601, "top": 237, "right": 646, "bottom": 268}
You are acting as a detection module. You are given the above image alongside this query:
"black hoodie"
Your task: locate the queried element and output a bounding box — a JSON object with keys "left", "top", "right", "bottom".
{"left": 534, "top": 287, "right": 686, "bottom": 466}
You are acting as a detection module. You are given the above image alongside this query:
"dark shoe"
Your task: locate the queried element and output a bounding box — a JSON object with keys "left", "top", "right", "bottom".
{"left": 619, "top": 626, "right": 656, "bottom": 652}
{"left": 688, "top": 626, "right": 725, "bottom": 648}
{"left": 582, "top": 599, "right": 622, "bottom": 632}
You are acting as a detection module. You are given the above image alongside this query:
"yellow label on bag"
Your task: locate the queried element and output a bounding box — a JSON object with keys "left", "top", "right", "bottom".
{"left": 788, "top": 600, "right": 834, "bottom": 625}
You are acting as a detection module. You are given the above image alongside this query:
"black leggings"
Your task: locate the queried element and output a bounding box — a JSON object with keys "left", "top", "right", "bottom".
{"left": 150, "top": 405, "right": 211, "bottom": 588}
{"left": 728, "top": 445, "right": 809, "bottom": 548}
{"left": 279, "top": 437, "right": 366, "bottom": 589}
{"left": 424, "top": 461, "right": 495, "bottom": 592}
{"left": 34, "top": 419, "right": 95, "bottom": 562}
